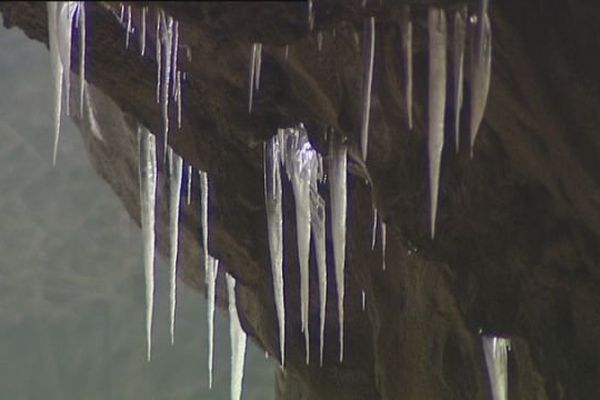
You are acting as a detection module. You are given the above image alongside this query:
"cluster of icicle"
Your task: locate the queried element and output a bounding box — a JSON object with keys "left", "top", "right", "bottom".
{"left": 482, "top": 335, "right": 511, "bottom": 400}
{"left": 357, "top": 1, "right": 492, "bottom": 239}
{"left": 264, "top": 124, "right": 348, "bottom": 365}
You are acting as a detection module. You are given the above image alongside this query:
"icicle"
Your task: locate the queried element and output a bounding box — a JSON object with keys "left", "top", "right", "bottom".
{"left": 380, "top": 221, "right": 387, "bottom": 270}
{"left": 401, "top": 6, "right": 413, "bottom": 130}
{"left": 308, "top": 0, "right": 315, "bottom": 31}
{"left": 248, "top": 43, "right": 257, "bottom": 113}
{"left": 186, "top": 165, "right": 192, "bottom": 205}
{"left": 361, "top": 290, "right": 366, "bottom": 311}
{"left": 263, "top": 137, "right": 286, "bottom": 366}
{"left": 172, "top": 21, "right": 179, "bottom": 98}
{"left": 226, "top": 274, "right": 247, "bottom": 400}
{"left": 206, "top": 257, "right": 219, "bottom": 389}
{"left": 284, "top": 44, "right": 289, "bottom": 61}
{"left": 200, "top": 170, "right": 209, "bottom": 272}
{"left": 329, "top": 136, "right": 347, "bottom": 362}
{"left": 176, "top": 71, "right": 182, "bottom": 129}
{"left": 310, "top": 187, "right": 327, "bottom": 366}
{"left": 160, "top": 13, "right": 174, "bottom": 162}
{"left": 452, "top": 6, "right": 467, "bottom": 152}
{"left": 371, "top": 207, "right": 378, "bottom": 250}
{"left": 125, "top": 5, "right": 131, "bottom": 48}
{"left": 119, "top": 3, "right": 124, "bottom": 23}
{"left": 57, "top": 2, "right": 78, "bottom": 117}
{"left": 155, "top": 12, "right": 161, "bottom": 103}
{"left": 138, "top": 126, "right": 158, "bottom": 362}
{"left": 469, "top": 1, "right": 491, "bottom": 157}
{"left": 482, "top": 336, "right": 510, "bottom": 400}
{"left": 317, "top": 31, "right": 323, "bottom": 52}
{"left": 48, "top": 2, "right": 63, "bottom": 166}
{"left": 427, "top": 7, "right": 447, "bottom": 240}
{"left": 254, "top": 43, "right": 263, "bottom": 91}
{"left": 140, "top": 7, "right": 147, "bottom": 56}
{"left": 78, "top": 2, "right": 86, "bottom": 117}
{"left": 360, "top": 17, "right": 375, "bottom": 161}
{"left": 84, "top": 86, "right": 102, "bottom": 142}
{"left": 167, "top": 147, "right": 183, "bottom": 345}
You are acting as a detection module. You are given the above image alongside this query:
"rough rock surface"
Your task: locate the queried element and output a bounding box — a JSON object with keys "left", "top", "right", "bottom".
{"left": 2, "top": 2, "right": 599, "bottom": 399}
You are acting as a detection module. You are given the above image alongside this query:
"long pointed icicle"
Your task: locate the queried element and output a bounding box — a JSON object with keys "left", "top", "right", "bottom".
{"left": 401, "top": 6, "right": 413, "bottom": 130}
{"left": 206, "top": 257, "right": 219, "bottom": 389}
{"left": 57, "top": 2, "right": 77, "bottom": 117}
{"left": 248, "top": 43, "right": 257, "bottom": 113}
{"left": 427, "top": 7, "right": 447, "bottom": 240}
{"left": 360, "top": 17, "right": 376, "bottom": 161}
{"left": 138, "top": 126, "right": 158, "bottom": 362}
{"left": 329, "top": 136, "right": 347, "bottom": 362}
{"left": 140, "top": 7, "right": 147, "bottom": 56}
{"left": 186, "top": 165, "right": 192, "bottom": 205}
{"left": 48, "top": 2, "right": 63, "bottom": 166}
{"left": 200, "top": 170, "right": 209, "bottom": 272}
{"left": 469, "top": 3, "right": 492, "bottom": 157}
{"left": 172, "top": 21, "right": 179, "bottom": 98}
{"left": 167, "top": 147, "right": 183, "bottom": 345}
{"left": 155, "top": 11, "right": 161, "bottom": 103}
{"left": 160, "top": 14, "right": 174, "bottom": 162}
{"left": 380, "top": 221, "right": 387, "bottom": 271}
{"left": 78, "top": 2, "right": 86, "bottom": 117}
{"left": 226, "top": 274, "right": 247, "bottom": 400}
{"left": 371, "top": 207, "right": 378, "bottom": 250}
{"left": 263, "top": 136, "right": 286, "bottom": 367}
{"left": 452, "top": 6, "right": 467, "bottom": 152}
{"left": 482, "top": 336, "right": 510, "bottom": 400}
{"left": 125, "top": 5, "right": 131, "bottom": 48}
{"left": 310, "top": 188, "right": 327, "bottom": 366}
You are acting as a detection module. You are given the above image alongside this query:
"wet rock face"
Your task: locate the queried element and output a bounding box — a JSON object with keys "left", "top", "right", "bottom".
{"left": 2, "top": 1, "right": 599, "bottom": 399}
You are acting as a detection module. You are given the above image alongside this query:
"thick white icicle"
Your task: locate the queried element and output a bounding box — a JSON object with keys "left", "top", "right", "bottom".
{"left": 200, "top": 170, "right": 209, "bottom": 271}
{"left": 160, "top": 14, "right": 174, "bottom": 162}
{"left": 401, "top": 6, "right": 413, "bottom": 130}
{"left": 226, "top": 274, "right": 247, "bottom": 400}
{"left": 380, "top": 221, "right": 387, "bottom": 271}
{"left": 263, "top": 136, "right": 286, "bottom": 366}
{"left": 329, "top": 137, "right": 347, "bottom": 362}
{"left": 310, "top": 187, "right": 327, "bottom": 366}
{"left": 255, "top": 43, "right": 263, "bottom": 91}
{"left": 57, "top": 2, "right": 77, "bottom": 117}
{"left": 206, "top": 257, "right": 219, "bottom": 389}
{"left": 140, "top": 7, "right": 147, "bottom": 56}
{"left": 138, "top": 126, "right": 158, "bottom": 362}
{"left": 186, "top": 165, "right": 192, "bottom": 205}
{"left": 78, "top": 2, "right": 86, "bottom": 117}
{"left": 360, "top": 17, "right": 376, "bottom": 161}
{"left": 482, "top": 336, "right": 510, "bottom": 400}
{"left": 125, "top": 5, "right": 131, "bottom": 48}
{"left": 452, "top": 6, "right": 467, "bottom": 152}
{"left": 48, "top": 2, "right": 63, "bottom": 166}
{"left": 361, "top": 290, "right": 366, "bottom": 311}
{"left": 427, "top": 7, "right": 447, "bottom": 240}
{"left": 469, "top": 4, "right": 492, "bottom": 157}
{"left": 167, "top": 147, "right": 183, "bottom": 345}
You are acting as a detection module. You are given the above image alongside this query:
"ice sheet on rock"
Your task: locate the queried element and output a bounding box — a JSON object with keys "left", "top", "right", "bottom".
{"left": 452, "top": 5, "right": 467, "bottom": 152}
{"left": 167, "top": 147, "right": 183, "bottom": 345}
{"left": 360, "top": 17, "right": 376, "bottom": 161}
{"left": 329, "top": 136, "right": 347, "bottom": 362}
{"left": 427, "top": 7, "right": 447, "bottom": 240}
{"left": 206, "top": 257, "right": 219, "bottom": 388}
{"left": 469, "top": 4, "right": 491, "bottom": 157}
{"left": 263, "top": 136, "right": 286, "bottom": 366}
{"left": 138, "top": 125, "right": 158, "bottom": 362}
{"left": 226, "top": 274, "right": 247, "bottom": 400}
{"left": 310, "top": 186, "right": 327, "bottom": 366}
{"left": 482, "top": 336, "right": 510, "bottom": 400}
{"left": 401, "top": 6, "right": 413, "bottom": 130}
